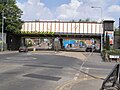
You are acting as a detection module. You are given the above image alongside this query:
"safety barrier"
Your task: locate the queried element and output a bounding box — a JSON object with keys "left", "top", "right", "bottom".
{"left": 100, "top": 64, "right": 120, "bottom": 90}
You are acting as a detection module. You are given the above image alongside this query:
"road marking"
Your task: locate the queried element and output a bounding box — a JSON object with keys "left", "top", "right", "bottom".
{"left": 55, "top": 78, "right": 87, "bottom": 90}
{"left": 75, "top": 73, "right": 80, "bottom": 76}
{"left": 6, "top": 57, "right": 37, "bottom": 60}
{"left": 83, "top": 68, "right": 89, "bottom": 80}
{"left": 82, "top": 67, "right": 112, "bottom": 71}
{"left": 85, "top": 68, "right": 89, "bottom": 77}
{"left": 80, "top": 52, "right": 92, "bottom": 70}
{"left": 73, "top": 77, "right": 78, "bottom": 80}
{"left": 73, "top": 52, "right": 91, "bottom": 81}
{"left": 73, "top": 73, "right": 80, "bottom": 80}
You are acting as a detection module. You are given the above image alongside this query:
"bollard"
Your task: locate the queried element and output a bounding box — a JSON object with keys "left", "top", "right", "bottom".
{"left": 33, "top": 48, "right": 36, "bottom": 52}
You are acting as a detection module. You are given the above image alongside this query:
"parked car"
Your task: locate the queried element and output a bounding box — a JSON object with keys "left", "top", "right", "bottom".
{"left": 19, "top": 46, "right": 28, "bottom": 52}
{"left": 86, "top": 45, "right": 96, "bottom": 52}
{"left": 86, "top": 45, "right": 92, "bottom": 52}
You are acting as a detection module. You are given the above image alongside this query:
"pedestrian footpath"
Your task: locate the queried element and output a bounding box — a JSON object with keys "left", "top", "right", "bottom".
{"left": 70, "top": 52, "right": 116, "bottom": 90}
{"left": 71, "top": 78, "right": 103, "bottom": 90}
{"left": 0, "top": 51, "right": 18, "bottom": 54}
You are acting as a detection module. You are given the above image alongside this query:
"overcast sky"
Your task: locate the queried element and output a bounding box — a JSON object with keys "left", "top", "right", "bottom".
{"left": 17, "top": 0, "right": 120, "bottom": 27}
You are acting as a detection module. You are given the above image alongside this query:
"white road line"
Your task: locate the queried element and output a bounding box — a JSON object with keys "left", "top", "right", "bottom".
{"left": 73, "top": 52, "right": 92, "bottom": 81}
{"left": 85, "top": 68, "right": 89, "bottom": 77}
{"left": 82, "top": 67, "right": 112, "bottom": 71}
{"left": 73, "top": 73, "right": 80, "bottom": 80}
{"left": 80, "top": 52, "right": 92, "bottom": 70}
{"left": 73, "top": 77, "right": 78, "bottom": 80}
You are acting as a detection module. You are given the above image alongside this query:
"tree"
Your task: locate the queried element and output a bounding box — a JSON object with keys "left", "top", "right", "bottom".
{"left": 0, "top": 0, "right": 23, "bottom": 33}
{"left": 114, "top": 27, "right": 120, "bottom": 36}
{"left": 85, "top": 18, "right": 90, "bottom": 22}
{"left": 78, "top": 19, "right": 82, "bottom": 22}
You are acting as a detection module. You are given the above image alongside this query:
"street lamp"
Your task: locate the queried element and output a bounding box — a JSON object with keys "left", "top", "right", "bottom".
{"left": 119, "top": 18, "right": 120, "bottom": 48}
{"left": 91, "top": 6, "right": 103, "bottom": 52}
{"left": 1, "top": 0, "right": 8, "bottom": 51}
{"left": 1, "top": 10, "right": 6, "bottom": 51}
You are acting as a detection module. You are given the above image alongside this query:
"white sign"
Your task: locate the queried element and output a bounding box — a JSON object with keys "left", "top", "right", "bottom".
{"left": 109, "top": 55, "right": 119, "bottom": 59}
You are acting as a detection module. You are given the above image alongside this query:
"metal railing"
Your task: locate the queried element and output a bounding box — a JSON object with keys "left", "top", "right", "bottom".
{"left": 100, "top": 64, "right": 120, "bottom": 90}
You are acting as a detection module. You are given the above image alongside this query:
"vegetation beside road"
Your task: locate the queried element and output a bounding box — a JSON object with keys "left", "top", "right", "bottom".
{"left": 102, "top": 49, "right": 120, "bottom": 62}
{"left": 0, "top": 0, "right": 23, "bottom": 33}
{"left": 101, "top": 31, "right": 120, "bottom": 62}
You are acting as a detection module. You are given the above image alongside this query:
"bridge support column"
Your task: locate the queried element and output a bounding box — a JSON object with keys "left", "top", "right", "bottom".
{"left": 21, "top": 37, "right": 25, "bottom": 46}
{"left": 60, "top": 38, "right": 63, "bottom": 49}
{"left": 52, "top": 38, "right": 54, "bottom": 50}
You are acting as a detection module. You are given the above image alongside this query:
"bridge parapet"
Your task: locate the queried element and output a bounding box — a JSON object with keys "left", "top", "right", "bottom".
{"left": 21, "top": 21, "right": 103, "bottom": 35}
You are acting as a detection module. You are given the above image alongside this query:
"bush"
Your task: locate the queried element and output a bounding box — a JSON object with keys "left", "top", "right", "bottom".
{"left": 107, "top": 49, "right": 120, "bottom": 55}
{"left": 101, "top": 49, "right": 120, "bottom": 62}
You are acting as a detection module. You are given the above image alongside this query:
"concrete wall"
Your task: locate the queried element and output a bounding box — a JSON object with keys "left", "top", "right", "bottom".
{"left": 6, "top": 33, "right": 21, "bottom": 50}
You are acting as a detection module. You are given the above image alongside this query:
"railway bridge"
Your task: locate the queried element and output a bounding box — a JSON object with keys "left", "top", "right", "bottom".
{"left": 6, "top": 20, "right": 114, "bottom": 51}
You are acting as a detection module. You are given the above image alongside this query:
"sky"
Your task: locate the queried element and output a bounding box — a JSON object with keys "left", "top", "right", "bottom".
{"left": 17, "top": 0, "right": 120, "bottom": 27}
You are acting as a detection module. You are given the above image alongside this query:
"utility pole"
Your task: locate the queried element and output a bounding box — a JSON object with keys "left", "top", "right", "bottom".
{"left": 1, "top": 11, "right": 4, "bottom": 51}
{"left": 91, "top": 6, "right": 103, "bottom": 52}
{"left": 1, "top": 0, "right": 7, "bottom": 51}
{"left": 119, "top": 18, "right": 120, "bottom": 46}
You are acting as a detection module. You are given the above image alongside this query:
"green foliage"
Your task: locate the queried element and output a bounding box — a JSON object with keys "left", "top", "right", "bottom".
{"left": 14, "top": 31, "right": 55, "bottom": 35}
{"left": 107, "top": 49, "right": 120, "bottom": 55}
{"left": 0, "top": 0, "right": 23, "bottom": 32}
{"left": 114, "top": 30, "right": 120, "bottom": 36}
{"left": 85, "top": 18, "right": 90, "bottom": 22}
{"left": 78, "top": 18, "right": 96, "bottom": 22}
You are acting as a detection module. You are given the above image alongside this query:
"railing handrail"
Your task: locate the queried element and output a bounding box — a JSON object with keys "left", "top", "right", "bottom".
{"left": 100, "top": 64, "right": 120, "bottom": 90}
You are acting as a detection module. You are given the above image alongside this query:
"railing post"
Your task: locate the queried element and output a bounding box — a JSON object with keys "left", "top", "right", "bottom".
{"left": 112, "top": 64, "right": 119, "bottom": 87}
{"left": 117, "top": 64, "right": 119, "bottom": 81}
{"left": 100, "top": 64, "right": 120, "bottom": 90}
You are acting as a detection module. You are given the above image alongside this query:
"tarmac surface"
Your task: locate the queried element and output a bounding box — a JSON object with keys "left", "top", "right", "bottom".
{"left": 0, "top": 50, "right": 117, "bottom": 90}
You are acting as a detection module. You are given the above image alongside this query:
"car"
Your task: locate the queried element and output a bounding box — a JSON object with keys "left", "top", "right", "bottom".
{"left": 85, "top": 45, "right": 95, "bottom": 52}
{"left": 19, "top": 46, "right": 28, "bottom": 52}
{"left": 86, "top": 46, "right": 92, "bottom": 52}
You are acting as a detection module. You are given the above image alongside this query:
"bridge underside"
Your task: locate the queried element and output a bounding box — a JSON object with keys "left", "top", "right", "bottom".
{"left": 7, "top": 33, "right": 101, "bottom": 51}
{"left": 20, "top": 33, "right": 101, "bottom": 38}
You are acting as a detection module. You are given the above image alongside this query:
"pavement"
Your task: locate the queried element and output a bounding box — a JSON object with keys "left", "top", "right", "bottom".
{"left": 50, "top": 51, "right": 113, "bottom": 90}
{"left": 56, "top": 51, "right": 105, "bottom": 90}
{"left": 68, "top": 52, "right": 111, "bottom": 90}
{"left": 0, "top": 51, "right": 18, "bottom": 54}
{"left": 0, "top": 50, "right": 112, "bottom": 90}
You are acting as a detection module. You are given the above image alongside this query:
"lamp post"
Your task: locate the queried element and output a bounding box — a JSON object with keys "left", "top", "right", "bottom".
{"left": 91, "top": 6, "right": 103, "bottom": 52}
{"left": 1, "top": 0, "right": 8, "bottom": 51}
{"left": 118, "top": 18, "right": 120, "bottom": 48}
{"left": 1, "top": 10, "right": 5, "bottom": 51}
